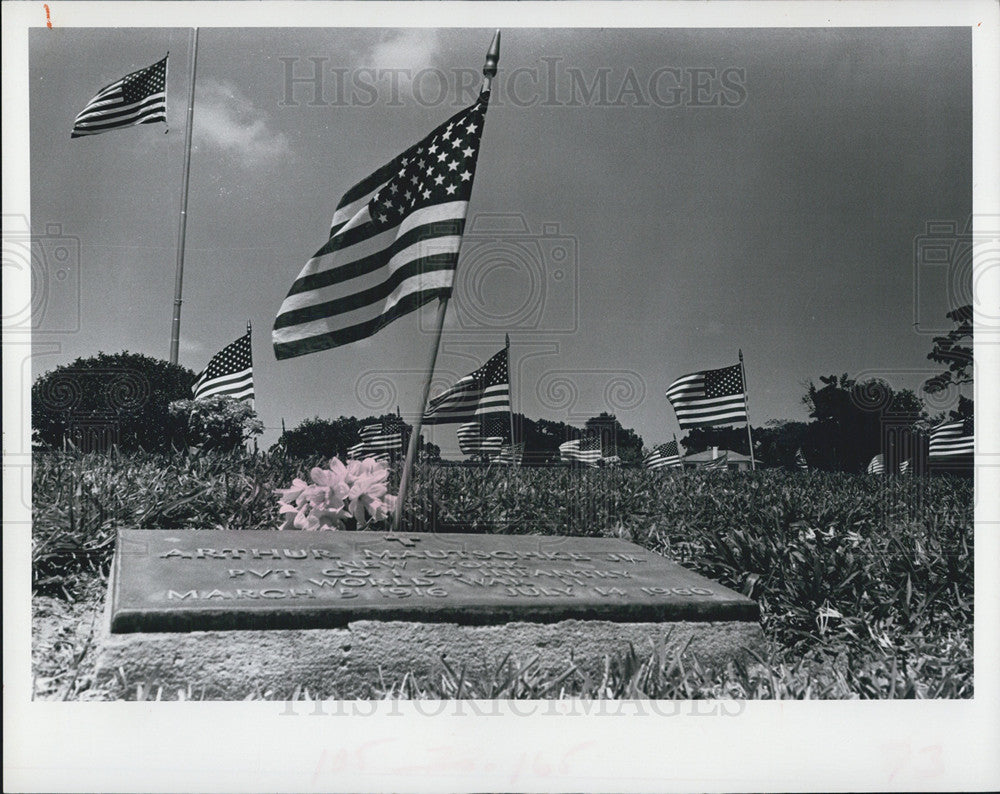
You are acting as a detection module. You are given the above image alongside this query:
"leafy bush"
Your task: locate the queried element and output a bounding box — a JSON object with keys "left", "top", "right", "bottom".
{"left": 32, "top": 452, "right": 973, "bottom": 698}
{"left": 167, "top": 396, "right": 263, "bottom": 453}
{"left": 32, "top": 352, "right": 196, "bottom": 452}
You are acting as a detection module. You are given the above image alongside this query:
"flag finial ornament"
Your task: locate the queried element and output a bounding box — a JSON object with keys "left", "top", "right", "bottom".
{"left": 484, "top": 30, "right": 501, "bottom": 79}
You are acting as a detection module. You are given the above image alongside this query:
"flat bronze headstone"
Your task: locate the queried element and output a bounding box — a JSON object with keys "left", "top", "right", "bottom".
{"left": 110, "top": 529, "right": 758, "bottom": 632}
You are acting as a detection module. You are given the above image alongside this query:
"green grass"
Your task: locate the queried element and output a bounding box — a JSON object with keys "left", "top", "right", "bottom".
{"left": 31, "top": 450, "right": 973, "bottom": 699}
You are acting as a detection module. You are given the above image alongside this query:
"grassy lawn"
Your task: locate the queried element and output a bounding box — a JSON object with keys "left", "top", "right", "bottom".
{"left": 31, "top": 451, "right": 973, "bottom": 700}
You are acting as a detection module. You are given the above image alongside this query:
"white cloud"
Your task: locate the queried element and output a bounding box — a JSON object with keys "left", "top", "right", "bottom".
{"left": 365, "top": 29, "right": 443, "bottom": 72}
{"left": 196, "top": 79, "right": 293, "bottom": 169}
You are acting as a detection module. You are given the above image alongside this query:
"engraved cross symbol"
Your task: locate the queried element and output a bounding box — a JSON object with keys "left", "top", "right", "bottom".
{"left": 385, "top": 535, "right": 421, "bottom": 547}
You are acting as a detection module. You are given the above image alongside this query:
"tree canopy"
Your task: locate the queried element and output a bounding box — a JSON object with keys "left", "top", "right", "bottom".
{"left": 32, "top": 351, "right": 195, "bottom": 452}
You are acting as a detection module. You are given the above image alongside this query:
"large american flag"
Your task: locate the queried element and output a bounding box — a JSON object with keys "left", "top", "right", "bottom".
{"left": 192, "top": 326, "right": 254, "bottom": 402}
{"left": 559, "top": 436, "right": 602, "bottom": 466}
{"left": 457, "top": 414, "right": 508, "bottom": 457}
{"left": 349, "top": 418, "right": 405, "bottom": 461}
{"left": 644, "top": 440, "right": 682, "bottom": 470}
{"left": 929, "top": 419, "right": 974, "bottom": 458}
{"left": 273, "top": 91, "right": 490, "bottom": 359}
{"left": 71, "top": 57, "right": 167, "bottom": 138}
{"left": 665, "top": 363, "right": 747, "bottom": 430}
{"left": 423, "top": 347, "right": 510, "bottom": 424}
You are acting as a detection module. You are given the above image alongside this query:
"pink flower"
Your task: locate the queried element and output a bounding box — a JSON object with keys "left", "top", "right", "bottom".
{"left": 275, "top": 456, "right": 396, "bottom": 530}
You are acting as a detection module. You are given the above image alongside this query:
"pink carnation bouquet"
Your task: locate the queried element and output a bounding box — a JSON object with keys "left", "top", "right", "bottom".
{"left": 275, "top": 456, "right": 397, "bottom": 531}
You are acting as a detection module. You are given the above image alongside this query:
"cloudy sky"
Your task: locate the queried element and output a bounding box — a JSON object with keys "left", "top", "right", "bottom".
{"left": 28, "top": 27, "right": 971, "bottom": 453}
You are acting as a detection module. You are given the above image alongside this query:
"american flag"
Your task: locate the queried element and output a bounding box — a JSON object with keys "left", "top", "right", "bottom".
{"left": 929, "top": 419, "right": 974, "bottom": 458}
{"left": 273, "top": 91, "right": 490, "bottom": 359}
{"left": 457, "top": 414, "right": 509, "bottom": 458}
{"left": 644, "top": 440, "right": 682, "bottom": 470}
{"left": 423, "top": 347, "right": 510, "bottom": 424}
{"left": 492, "top": 442, "right": 524, "bottom": 466}
{"left": 559, "top": 436, "right": 602, "bottom": 466}
{"left": 192, "top": 325, "right": 254, "bottom": 402}
{"left": 898, "top": 458, "right": 911, "bottom": 475}
{"left": 350, "top": 418, "right": 405, "bottom": 461}
{"left": 703, "top": 451, "right": 730, "bottom": 470}
{"left": 795, "top": 448, "right": 809, "bottom": 471}
{"left": 665, "top": 363, "right": 747, "bottom": 430}
{"left": 866, "top": 454, "right": 885, "bottom": 475}
{"left": 71, "top": 57, "right": 167, "bottom": 138}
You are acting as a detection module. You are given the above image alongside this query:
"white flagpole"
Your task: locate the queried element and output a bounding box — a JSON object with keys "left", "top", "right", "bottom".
{"left": 739, "top": 349, "right": 756, "bottom": 470}
{"left": 393, "top": 31, "right": 501, "bottom": 530}
{"left": 169, "top": 27, "right": 199, "bottom": 365}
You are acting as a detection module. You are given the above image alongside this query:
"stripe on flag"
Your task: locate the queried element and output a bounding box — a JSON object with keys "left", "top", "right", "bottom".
{"left": 72, "top": 57, "right": 167, "bottom": 138}
{"left": 192, "top": 329, "right": 254, "bottom": 402}
{"left": 665, "top": 363, "right": 747, "bottom": 430}
{"left": 929, "top": 419, "right": 974, "bottom": 458}
{"left": 273, "top": 91, "right": 491, "bottom": 359}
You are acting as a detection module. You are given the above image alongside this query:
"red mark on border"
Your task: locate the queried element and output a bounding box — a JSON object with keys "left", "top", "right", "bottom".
{"left": 44, "top": 4, "right": 52, "bottom": 27}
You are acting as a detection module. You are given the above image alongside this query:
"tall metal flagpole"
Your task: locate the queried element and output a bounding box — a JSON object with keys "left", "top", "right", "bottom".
{"left": 739, "top": 349, "right": 756, "bottom": 470}
{"left": 169, "top": 27, "right": 199, "bottom": 365}
{"left": 394, "top": 30, "right": 501, "bottom": 530}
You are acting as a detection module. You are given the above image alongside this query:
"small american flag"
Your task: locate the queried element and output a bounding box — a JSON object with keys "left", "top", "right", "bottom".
{"left": 665, "top": 363, "right": 747, "bottom": 430}
{"left": 192, "top": 325, "right": 254, "bottom": 402}
{"left": 703, "top": 451, "right": 730, "bottom": 471}
{"left": 352, "top": 418, "right": 405, "bottom": 461}
{"left": 898, "top": 458, "right": 911, "bottom": 475}
{"left": 929, "top": 419, "right": 974, "bottom": 458}
{"left": 424, "top": 347, "right": 510, "bottom": 424}
{"left": 795, "top": 448, "right": 809, "bottom": 471}
{"left": 559, "top": 436, "right": 602, "bottom": 466}
{"left": 644, "top": 440, "right": 682, "bottom": 470}
{"left": 273, "top": 91, "right": 490, "bottom": 359}
{"left": 457, "top": 414, "right": 508, "bottom": 458}
{"left": 72, "top": 57, "right": 167, "bottom": 138}
{"left": 866, "top": 454, "right": 885, "bottom": 475}
{"left": 492, "top": 442, "right": 524, "bottom": 466}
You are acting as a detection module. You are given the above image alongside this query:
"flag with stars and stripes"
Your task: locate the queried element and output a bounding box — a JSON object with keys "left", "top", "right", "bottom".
{"left": 703, "top": 451, "right": 730, "bottom": 470}
{"left": 929, "top": 419, "right": 974, "bottom": 458}
{"left": 192, "top": 326, "right": 254, "bottom": 402}
{"left": 423, "top": 347, "right": 510, "bottom": 424}
{"left": 866, "top": 454, "right": 885, "bottom": 475}
{"left": 665, "top": 363, "right": 747, "bottom": 430}
{"left": 350, "top": 418, "right": 405, "bottom": 461}
{"left": 644, "top": 441, "right": 682, "bottom": 470}
{"left": 493, "top": 442, "right": 524, "bottom": 465}
{"left": 273, "top": 91, "right": 491, "bottom": 359}
{"left": 457, "top": 414, "right": 509, "bottom": 458}
{"left": 559, "top": 436, "right": 602, "bottom": 466}
{"left": 72, "top": 56, "right": 167, "bottom": 138}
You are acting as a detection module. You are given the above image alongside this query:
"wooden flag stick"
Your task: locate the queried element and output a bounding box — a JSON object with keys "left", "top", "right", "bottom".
{"left": 169, "top": 27, "right": 199, "bottom": 365}
{"left": 506, "top": 333, "right": 515, "bottom": 447}
{"left": 393, "top": 30, "right": 501, "bottom": 530}
{"left": 739, "top": 349, "right": 756, "bottom": 470}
